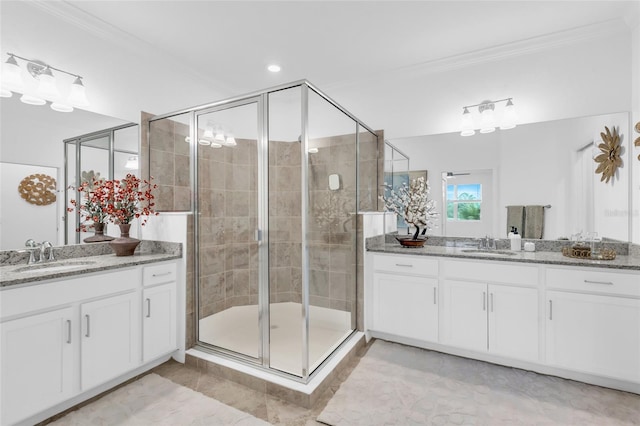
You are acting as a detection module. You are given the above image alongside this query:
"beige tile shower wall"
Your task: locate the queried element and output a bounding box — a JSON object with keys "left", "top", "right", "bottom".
{"left": 307, "top": 133, "right": 358, "bottom": 315}
{"left": 148, "top": 116, "right": 191, "bottom": 211}
{"left": 198, "top": 139, "right": 259, "bottom": 318}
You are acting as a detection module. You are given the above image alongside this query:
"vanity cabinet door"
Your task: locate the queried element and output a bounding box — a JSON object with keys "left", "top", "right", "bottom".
{"left": 1, "top": 307, "right": 75, "bottom": 425}
{"left": 372, "top": 273, "right": 438, "bottom": 342}
{"left": 442, "top": 279, "right": 488, "bottom": 352}
{"left": 81, "top": 291, "right": 140, "bottom": 390}
{"left": 488, "top": 284, "right": 539, "bottom": 362}
{"left": 546, "top": 291, "right": 640, "bottom": 382}
{"left": 143, "top": 282, "right": 177, "bottom": 362}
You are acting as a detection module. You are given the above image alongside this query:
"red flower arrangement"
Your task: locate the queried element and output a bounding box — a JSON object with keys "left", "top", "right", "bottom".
{"left": 69, "top": 174, "right": 158, "bottom": 229}
{"left": 68, "top": 177, "right": 109, "bottom": 232}
{"left": 99, "top": 174, "right": 158, "bottom": 225}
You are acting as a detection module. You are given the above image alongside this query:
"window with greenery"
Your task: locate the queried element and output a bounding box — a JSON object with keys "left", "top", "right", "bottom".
{"left": 446, "top": 183, "right": 482, "bottom": 221}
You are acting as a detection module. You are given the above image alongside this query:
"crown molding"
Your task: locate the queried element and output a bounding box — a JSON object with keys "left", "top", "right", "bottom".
{"left": 326, "top": 18, "right": 631, "bottom": 91}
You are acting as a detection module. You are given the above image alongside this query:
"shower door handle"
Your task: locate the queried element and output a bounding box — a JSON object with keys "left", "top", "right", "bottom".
{"left": 255, "top": 229, "right": 262, "bottom": 243}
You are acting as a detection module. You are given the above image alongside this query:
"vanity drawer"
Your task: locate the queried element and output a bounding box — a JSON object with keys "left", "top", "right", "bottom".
{"left": 441, "top": 259, "right": 538, "bottom": 286}
{"left": 546, "top": 267, "right": 640, "bottom": 297}
{"left": 372, "top": 253, "right": 438, "bottom": 276}
{"left": 143, "top": 262, "right": 177, "bottom": 287}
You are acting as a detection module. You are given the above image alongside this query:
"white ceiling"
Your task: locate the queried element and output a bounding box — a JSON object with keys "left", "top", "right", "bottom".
{"left": 64, "top": 1, "right": 639, "bottom": 91}
{"left": 1, "top": 1, "right": 639, "bottom": 137}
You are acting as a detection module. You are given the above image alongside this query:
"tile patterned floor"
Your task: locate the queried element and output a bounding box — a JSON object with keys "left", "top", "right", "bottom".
{"left": 42, "top": 339, "right": 640, "bottom": 425}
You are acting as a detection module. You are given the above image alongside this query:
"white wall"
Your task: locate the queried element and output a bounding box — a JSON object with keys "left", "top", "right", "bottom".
{"left": 334, "top": 29, "right": 632, "bottom": 140}
{"left": 394, "top": 112, "right": 631, "bottom": 241}
{"left": 0, "top": 163, "right": 59, "bottom": 249}
{"left": 631, "top": 22, "right": 640, "bottom": 244}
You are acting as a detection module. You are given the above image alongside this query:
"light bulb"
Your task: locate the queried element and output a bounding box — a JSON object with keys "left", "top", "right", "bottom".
{"left": 68, "top": 76, "right": 89, "bottom": 107}
{"left": 20, "top": 93, "right": 46, "bottom": 105}
{"left": 2, "top": 55, "right": 24, "bottom": 91}
{"left": 460, "top": 107, "right": 475, "bottom": 136}
{"left": 479, "top": 105, "right": 496, "bottom": 134}
{"left": 51, "top": 102, "right": 74, "bottom": 112}
{"left": 500, "top": 99, "right": 517, "bottom": 130}
{"left": 36, "top": 66, "right": 60, "bottom": 100}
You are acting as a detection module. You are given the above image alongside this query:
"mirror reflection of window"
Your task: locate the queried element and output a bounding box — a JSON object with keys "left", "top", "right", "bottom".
{"left": 442, "top": 170, "right": 493, "bottom": 238}
{"left": 447, "top": 183, "right": 482, "bottom": 221}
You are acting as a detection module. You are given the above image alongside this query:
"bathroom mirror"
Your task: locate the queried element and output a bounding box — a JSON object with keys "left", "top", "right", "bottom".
{"left": 391, "top": 111, "right": 632, "bottom": 242}
{"left": 0, "top": 95, "right": 133, "bottom": 250}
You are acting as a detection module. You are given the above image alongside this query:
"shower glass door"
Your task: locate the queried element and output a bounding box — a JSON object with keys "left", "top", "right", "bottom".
{"left": 196, "top": 99, "right": 261, "bottom": 362}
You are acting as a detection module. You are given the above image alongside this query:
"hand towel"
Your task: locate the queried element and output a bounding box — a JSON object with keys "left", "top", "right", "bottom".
{"left": 506, "top": 205, "right": 525, "bottom": 237}
{"left": 524, "top": 205, "right": 545, "bottom": 239}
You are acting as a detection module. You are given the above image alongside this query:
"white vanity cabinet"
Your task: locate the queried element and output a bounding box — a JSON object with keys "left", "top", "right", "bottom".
{"left": 0, "top": 307, "right": 75, "bottom": 426}
{"left": 142, "top": 263, "right": 178, "bottom": 362}
{"left": 545, "top": 267, "right": 640, "bottom": 382}
{"left": 0, "top": 259, "right": 180, "bottom": 426}
{"left": 81, "top": 291, "right": 140, "bottom": 390}
{"left": 371, "top": 254, "right": 439, "bottom": 342}
{"left": 441, "top": 260, "right": 539, "bottom": 362}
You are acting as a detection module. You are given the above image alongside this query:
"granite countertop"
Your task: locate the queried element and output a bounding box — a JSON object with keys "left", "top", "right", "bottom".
{"left": 367, "top": 243, "right": 640, "bottom": 271}
{"left": 0, "top": 241, "right": 182, "bottom": 288}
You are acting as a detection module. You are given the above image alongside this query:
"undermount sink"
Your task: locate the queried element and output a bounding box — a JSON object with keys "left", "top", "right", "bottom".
{"left": 15, "top": 260, "right": 98, "bottom": 273}
{"left": 461, "top": 249, "right": 517, "bottom": 257}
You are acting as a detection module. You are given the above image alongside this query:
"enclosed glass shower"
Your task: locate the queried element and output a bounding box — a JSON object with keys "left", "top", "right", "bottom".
{"left": 148, "top": 81, "right": 378, "bottom": 382}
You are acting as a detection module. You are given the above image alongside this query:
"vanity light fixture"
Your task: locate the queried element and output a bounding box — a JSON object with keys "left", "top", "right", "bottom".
{"left": 1, "top": 53, "right": 89, "bottom": 112}
{"left": 460, "top": 98, "right": 517, "bottom": 136}
{"left": 124, "top": 156, "right": 139, "bottom": 170}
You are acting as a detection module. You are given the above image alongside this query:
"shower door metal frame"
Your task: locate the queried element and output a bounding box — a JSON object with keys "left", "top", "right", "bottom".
{"left": 192, "top": 96, "right": 270, "bottom": 367}
{"left": 149, "top": 79, "right": 377, "bottom": 384}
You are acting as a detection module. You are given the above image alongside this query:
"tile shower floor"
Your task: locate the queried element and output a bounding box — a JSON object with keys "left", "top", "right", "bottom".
{"left": 199, "top": 302, "right": 353, "bottom": 376}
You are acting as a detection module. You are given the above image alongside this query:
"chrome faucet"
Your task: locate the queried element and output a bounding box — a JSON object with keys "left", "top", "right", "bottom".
{"left": 40, "top": 241, "right": 55, "bottom": 262}
{"left": 478, "top": 235, "right": 496, "bottom": 250}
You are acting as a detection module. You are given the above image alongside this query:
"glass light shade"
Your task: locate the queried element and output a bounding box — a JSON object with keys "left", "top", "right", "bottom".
{"left": 203, "top": 129, "right": 214, "bottom": 139}
{"left": 198, "top": 139, "right": 210, "bottom": 146}
{"left": 51, "top": 102, "right": 74, "bottom": 112}
{"left": 479, "top": 108, "right": 496, "bottom": 134}
{"left": 460, "top": 108, "right": 475, "bottom": 136}
{"left": 184, "top": 136, "right": 192, "bottom": 143}
{"left": 37, "top": 67, "right": 60, "bottom": 100}
{"left": 1, "top": 88, "right": 12, "bottom": 98}
{"left": 124, "top": 156, "right": 139, "bottom": 169}
{"left": 225, "top": 135, "right": 237, "bottom": 146}
{"left": 308, "top": 147, "right": 319, "bottom": 154}
{"left": 210, "top": 142, "right": 223, "bottom": 148}
{"left": 20, "top": 93, "right": 46, "bottom": 105}
{"left": 214, "top": 131, "right": 225, "bottom": 143}
{"left": 500, "top": 99, "right": 517, "bottom": 130}
{"left": 68, "top": 77, "right": 89, "bottom": 107}
{"left": 2, "top": 56, "right": 24, "bottom": 91}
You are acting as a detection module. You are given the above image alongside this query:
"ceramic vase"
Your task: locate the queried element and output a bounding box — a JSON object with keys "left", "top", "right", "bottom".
{"left": 108, "top": 223, "right": 140, "bottom": 256}
{"left": 83, "top": 222, "right": 115, "bottom": 243}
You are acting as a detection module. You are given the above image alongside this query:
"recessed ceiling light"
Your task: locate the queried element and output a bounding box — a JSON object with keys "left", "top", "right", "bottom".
{"left": 267, "top": 64, "right": 281, "bottom": 73}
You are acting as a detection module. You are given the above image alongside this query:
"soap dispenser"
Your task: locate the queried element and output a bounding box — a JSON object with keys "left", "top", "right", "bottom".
{"left": 508, "top": 226, "right": 515, "bottom": 239}
{"left": 510, "top": 228, "right": 522, "bottom": 251}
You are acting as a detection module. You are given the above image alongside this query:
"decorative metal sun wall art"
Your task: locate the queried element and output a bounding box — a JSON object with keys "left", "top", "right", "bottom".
{"left": 634, "top": 121, "right": 640, "bottom": 161}
{"left": 594, "top": 126, "right": 622, "bottom": 184}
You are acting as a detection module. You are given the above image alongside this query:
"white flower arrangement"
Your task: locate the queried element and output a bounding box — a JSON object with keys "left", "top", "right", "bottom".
{"left": 380, "top": 176, "right": 438, "bottom": 240}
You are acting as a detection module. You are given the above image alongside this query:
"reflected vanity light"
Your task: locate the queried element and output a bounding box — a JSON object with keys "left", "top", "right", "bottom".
{"left": 124, "top": 156, "right": 139, "bottom": 170}
{"left": 308, "top": 147, "right": 319, "bottom": 154}
{"left": 460, "top": 98, "right": 516, "bottom": 136}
